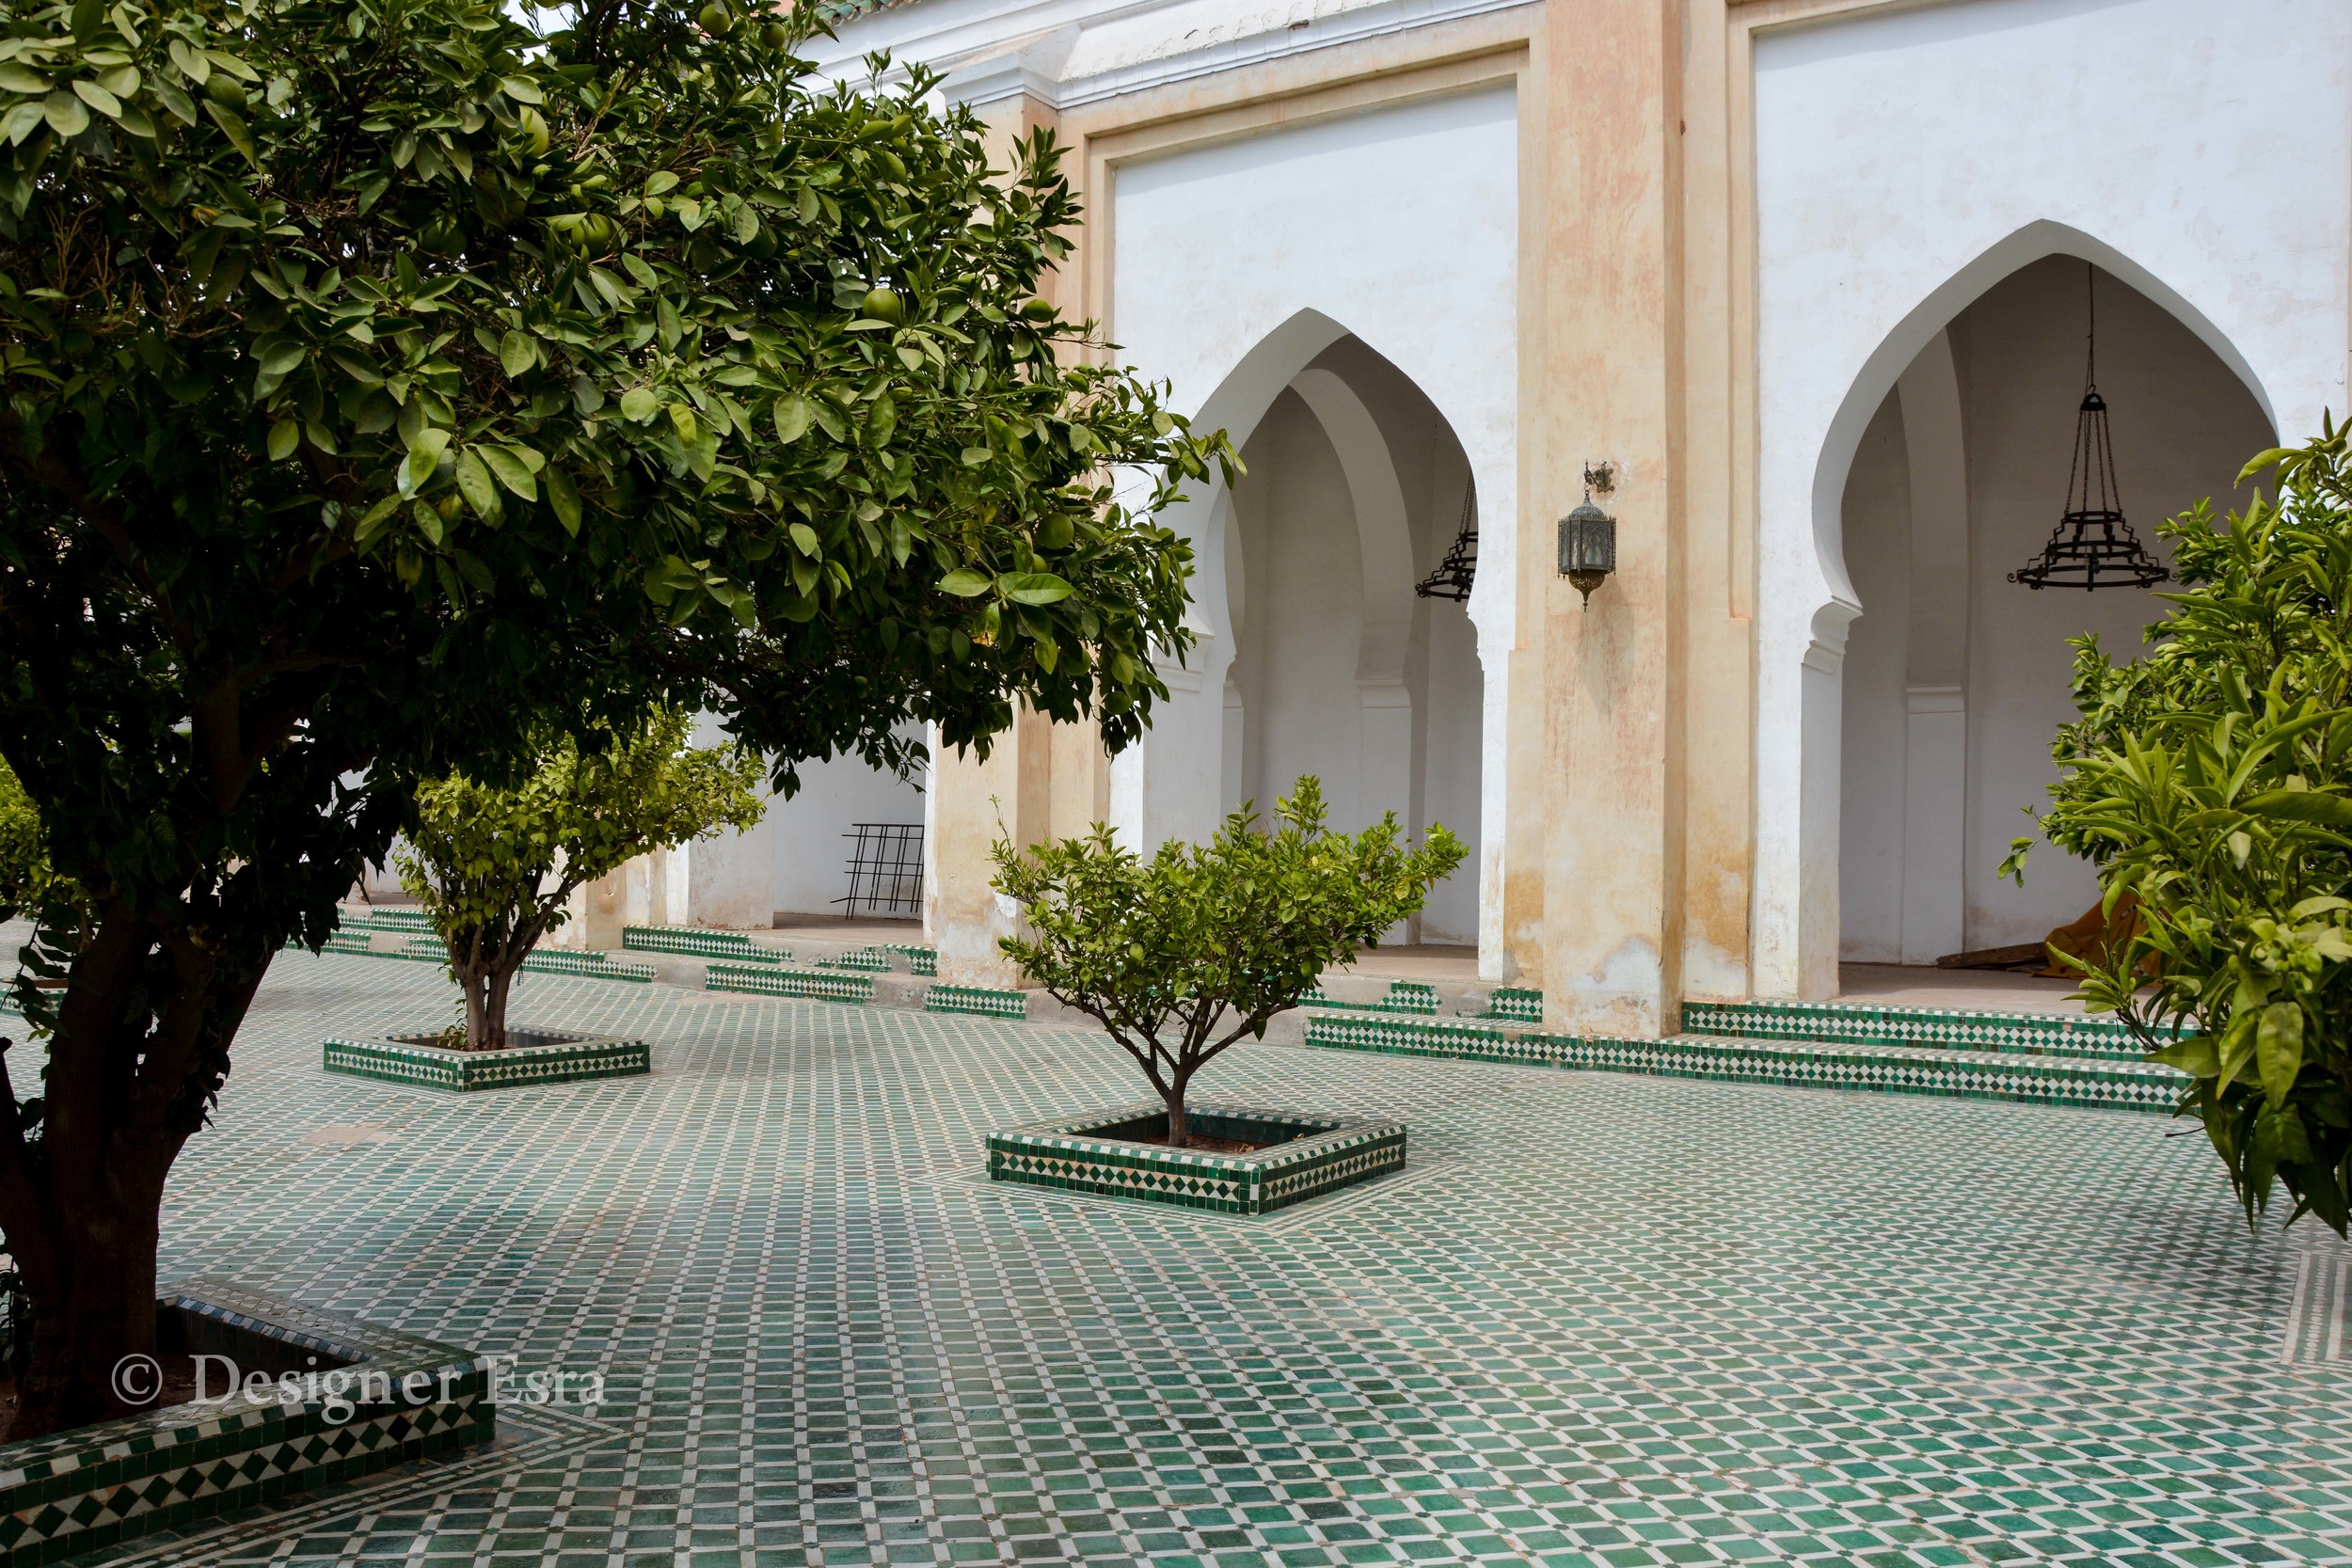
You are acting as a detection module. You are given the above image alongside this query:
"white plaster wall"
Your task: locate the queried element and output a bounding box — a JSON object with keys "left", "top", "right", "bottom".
{"left": 1836, "top": 396, "right": 1913, "bottom": 961}
{"left": 1107, "top": 85, "right": 1518, "bottom": 965}
{"left": 768, "top": 744, "right": 929, "bottom": 920}
{"left": 1752, "top": 0, "right": 2350, "bottom": 997}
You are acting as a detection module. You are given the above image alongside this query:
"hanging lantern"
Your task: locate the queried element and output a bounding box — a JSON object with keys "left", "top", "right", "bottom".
{"left": 1415, "top": 485, "right": 1478, "bottom": 602}
{"left": 2010, "top": 265, "right": 2169, "bottom": 592}
{"left": 1557, "top": 467, "right": 1617, "bottom": 610}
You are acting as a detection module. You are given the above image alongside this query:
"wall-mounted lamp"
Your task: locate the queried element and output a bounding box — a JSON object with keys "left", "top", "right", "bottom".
{"left": 1557, "top": 463, "right": 1617, "bottom": 610}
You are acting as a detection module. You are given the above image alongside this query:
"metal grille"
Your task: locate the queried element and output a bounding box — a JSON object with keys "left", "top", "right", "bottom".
{"left": 837, "top": 823, "right": 924, "bottom": 917}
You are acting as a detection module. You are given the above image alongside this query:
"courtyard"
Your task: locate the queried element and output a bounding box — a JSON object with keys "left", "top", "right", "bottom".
{"left": 87, "top": 952, "right": 2352, "bottom": 1567}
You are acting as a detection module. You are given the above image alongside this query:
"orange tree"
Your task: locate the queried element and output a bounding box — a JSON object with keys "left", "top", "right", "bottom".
{"left": 0, "top": 0, "right": 1226, "bottom": 1436}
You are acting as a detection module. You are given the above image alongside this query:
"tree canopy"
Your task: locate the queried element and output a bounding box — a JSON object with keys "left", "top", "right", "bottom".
{"left": 0, "top": 0, "right": 1226, "bottom": 1436}
{"left": 2011, "top": 426, "right": 2352, "bottom": 1235}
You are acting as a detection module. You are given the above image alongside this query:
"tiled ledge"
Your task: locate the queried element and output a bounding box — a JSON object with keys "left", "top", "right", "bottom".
{"left": 926, "top": 985, "right": 1028, "bottom": 1020}
{"left": 0, "top": 1279, "right": 489, "bottom": 1564}
{"left": 704, "top": 964, "right": 875, "bottom": 1004}
{"left": 621, "top": 926, "right": 785, "bottom": 963}
{"left": 1301, "top": 1013, "right": 2186, "bottom": 1114}
{"left": 1682, "top": 997, "right": 2173, "bottom": 1060}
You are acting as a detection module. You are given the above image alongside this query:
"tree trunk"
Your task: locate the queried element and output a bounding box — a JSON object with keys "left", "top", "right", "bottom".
{"left": 1164, "top": 1078, "right": 1189, "bottom": 1150}
{"left": 7, "top": 1175, "right": 163, "bottom": 1439}
{"left": 452, "top": 945, "right": 523, "bottom": 1051}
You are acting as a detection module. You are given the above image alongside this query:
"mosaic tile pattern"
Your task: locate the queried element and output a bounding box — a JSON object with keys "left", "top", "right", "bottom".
{"left": 87, "top": 951, "right": 2352, "bottom": 1566}
{"left": 1683, "top": 996, "right": 2177, "bottom": 1059}
{"left": 1478, "top": 986, "right": 1544, "bottom": 1023}
{"left": 622, "top": 925, "right": 786, "bottom": 962}
{"left": 322, "top": 1031, "right": 651, "bottom": 1091}
{"left": 704, "top": 960, "right": 874, "bottom": 1003}
{"left": 927, "top": 984, "right": 1028, "bottom": 1021}
{"left": 988, "top": 1104, "right": 1407, "bottom": 1216}
{"left": 882, "top": 942, "right": 940, "bottom": 976}
{"left": 386, "top": 939, "right": 661, "bottom": 984}
{"left": 814, "top": 947, "right": 894, "bottom": 974}
{"left": 0, "top": 1279, "right": 488, "bottom": 1564}
{"left": 1302, "top": 980, "right": 1440, "bottom": 1016}
{"left": 336, "top": 908, "right": 433, "bottom": 933}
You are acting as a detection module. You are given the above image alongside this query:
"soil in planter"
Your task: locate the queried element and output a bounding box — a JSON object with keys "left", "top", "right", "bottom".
{"left": 0, "top": 1354, "right": 207, "bottom": 1431}
{"left": 390, "top": 1026, "right": 587, "bottom": 1053}
{"left": 1133, "top": 1132, "right": 1274, "bottom": 1153}
{"left": 1093, "top": 1112, "right": 1312, "bottom": 1154}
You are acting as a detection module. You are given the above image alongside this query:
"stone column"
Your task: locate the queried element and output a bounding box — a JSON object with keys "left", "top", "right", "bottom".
{"left": 1534, "top": 0, "right": 1689, "bottom": 1038}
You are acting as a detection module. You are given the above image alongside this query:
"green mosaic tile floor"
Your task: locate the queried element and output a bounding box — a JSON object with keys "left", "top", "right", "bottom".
{"left": 79, "top": 952, "right": 2352, "bottom": 1565}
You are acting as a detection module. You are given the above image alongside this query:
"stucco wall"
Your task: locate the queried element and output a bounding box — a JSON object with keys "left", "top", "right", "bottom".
{"left": 1836, "top": 397, "right": 1913, "bottom": 961}
{"left": 1752, "top": 0, "right": 2352, "bottom": 996}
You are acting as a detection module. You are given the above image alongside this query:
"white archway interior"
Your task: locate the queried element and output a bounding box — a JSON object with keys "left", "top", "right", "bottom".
{"left": 1753, "top": 0, "right": 2352, "bottom": 997}
{"left": 1105, "top": 84, "right": 1518, "bottom": 970}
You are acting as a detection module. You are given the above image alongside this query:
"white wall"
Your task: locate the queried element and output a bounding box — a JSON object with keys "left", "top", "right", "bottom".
{"left": 1107, "top": 84, "right": 1518, "bottom": 969}
{"left": 1836, "top": 397, "right": 1913, "bottom": 961}
{"left": 1753, "top": 0, "right": 2350, "bottom": 996}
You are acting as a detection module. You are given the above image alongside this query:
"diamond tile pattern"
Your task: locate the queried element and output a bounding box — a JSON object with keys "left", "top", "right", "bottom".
{"left": 77, "top": 951, "right": 2352, "bottom": 1565}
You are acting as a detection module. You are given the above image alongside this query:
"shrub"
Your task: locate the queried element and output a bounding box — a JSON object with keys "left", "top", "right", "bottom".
{"left": 2009, "top": 425, "right": 2352, "bottom": 1233}
{"left": 993, "top": 777, "right": 1465, "bottom": 1148}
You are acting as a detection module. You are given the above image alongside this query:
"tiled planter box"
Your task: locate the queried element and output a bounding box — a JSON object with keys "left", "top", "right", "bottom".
{"left": 705, "top": 963, "right": 873, "bottom": 1004}
{"left": 988, "top": 1104, "right": 1406, "bottom": 1215}
{"left": 393, "top": 941, "right": 656, "bottom": 983}
{"left": 323, "top": 1029, "right": 649, "bottom": 1091}
{"left": 1306, "top": 1013, "right": 1569, "bottom": 1066}
{"left": 0, "top": 1278, "right": 489, "bottom": 1565}
{"left": 342, "top": 908, "right": 434, "bottom": 933}
{"left": 622, "top": 925, "right": 785, "bottom": 962}
{"left": 926, "top": 985, "right": 1027, "bottom": 1020}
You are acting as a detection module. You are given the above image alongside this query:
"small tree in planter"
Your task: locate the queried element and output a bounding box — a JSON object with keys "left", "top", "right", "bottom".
{"left": 993, "top": 776, "right": 1465, "bottom": 1148}
{"left": 397, "top": 708, "right": 763, "bottom": 1050}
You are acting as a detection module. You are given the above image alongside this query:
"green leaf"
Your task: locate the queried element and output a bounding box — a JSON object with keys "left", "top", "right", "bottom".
{"left": 498, "top": 329, "right": 534, "bottom": 377}
{"left": 789, "top": 522, "right": 819, "bottom": 557}
{"left": 772, "top": 394, "right": 811, "bottom": 444}
{"left": 499, "top": 76, "right": 543, "bottom": 103}
{"left": 2258, "top": 1002, "right": 2305, "bottom": 1107}
{"left": 545, "top": 467, "right": 581, "bottom": 534}
{"left": 453, "top": 448, "right": 501, "bottom": 522}
{"left": 41, "top": 89, "right": 86, "bottom": 136}
{"left": 71, "top": 79, "right": 120, "bottom": 118}
{"left": 480, "top": 445, "right": 537, "bottom": 501}
{"left": 203, "top": 100, "right": 257, "bottom": 165}
{"left": 2149, "top": 1034, "right": 2220, "bottom": 1077}
{"left": 0, "top": 65, "right": 49, "bottom": 94}
{"left": 619, "top": 387, "right": 659, "bottom": 422}
{"left": 937, "top": 569, "right": 991, "bottom": 597}
{"left": 265, "top": 417, "right": 299, "bottom": 461}
{"left": 1002, "top": 573, "right": 1073, "bottom": 607}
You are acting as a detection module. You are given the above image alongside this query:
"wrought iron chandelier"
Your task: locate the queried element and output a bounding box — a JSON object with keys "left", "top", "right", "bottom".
{"left": 2010, "top": 264, "right": 2169, "bottom": 592}
{"left": 1415, "top": 484, "right": 1477, "bottom": 601}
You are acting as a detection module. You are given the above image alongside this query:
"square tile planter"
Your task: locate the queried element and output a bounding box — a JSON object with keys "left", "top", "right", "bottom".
{"left": 0, "top": 1278, "right": 489, "bottom": 1565}
{"left": 987, "top": 1103, "right": 1406, "bottom": 1216}
{"left": 322, "top": 1028, "right": 649, "bottom": 1091}
{"left": 621, "top": 925, "right": 785, "bottom": 962}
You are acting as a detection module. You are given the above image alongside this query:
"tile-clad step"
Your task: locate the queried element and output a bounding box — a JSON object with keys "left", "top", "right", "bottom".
{"left": 706, "top": 962, "right": 875, "bottom": 1004}
{"left": 882, "top": 943, "right": 939, "bottom": 977}
{"left": 1302, "top": 979, "right": 1439, "bottom": 1016}
{"left": 926, "top": 984, "right": 1028, "bottom": 1020}
{"left": 1478, "top": 987, "right": 1543, "bottom": 1023}
{"left": 623, "top": 925, "right": 786, "bottom": 962}
{"left": 340, "top": 907, "right": 435, "bottom": 933}
{"left": 1300, "top": 1013, "right": 2185, "bottom": 1114}
{"left": 813, "top": 947, "right": 892, "bottom": 973}
{"left": 1683, "top": 997, "right": 2174, "bottom": 1061}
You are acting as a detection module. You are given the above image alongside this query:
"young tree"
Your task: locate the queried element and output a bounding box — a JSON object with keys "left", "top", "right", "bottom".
{"left": 0, "top": 0, "right": 1228, "bottom": 1435}
{"left": 399, "top": 707, "right": 762, "bottom": 1050}
{"left": 2010, "top": 425, "right": 2352, "bottom": 1235}
{"left": 993, "top": 777, "right": 1466, "bottom": 1148}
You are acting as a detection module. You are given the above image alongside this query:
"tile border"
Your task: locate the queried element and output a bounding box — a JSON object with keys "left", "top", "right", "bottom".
{"left": 321, "top": 1031, "right": 650, "bottom": 1092}
{"left": 986, "top": 1101, "right": 1407, "bottom": 1216}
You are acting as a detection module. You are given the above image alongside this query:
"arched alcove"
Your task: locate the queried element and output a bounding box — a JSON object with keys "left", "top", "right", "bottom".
{"left": 1119, "top": 317, "right": 1486, "bottom": 946}
{"left": 1820, "top": 250, "right": 2274, "bottom": 975}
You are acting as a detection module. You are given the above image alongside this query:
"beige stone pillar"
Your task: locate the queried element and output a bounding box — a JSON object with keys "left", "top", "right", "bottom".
{"left": 1534, "top": 0, "right": 1688, "bottom": 1038}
